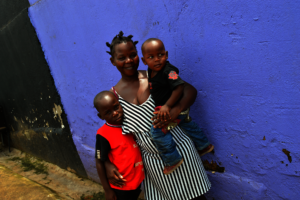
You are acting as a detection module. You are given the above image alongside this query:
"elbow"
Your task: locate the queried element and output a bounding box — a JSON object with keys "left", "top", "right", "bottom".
{"left": 193, "top": 87, "right": 197, "bottom": 98}
{"left": 191, "top": 85, "right": 197, "bottom": 96}
{"left": 186, "top": 83, "right": 197, "bottom": 98}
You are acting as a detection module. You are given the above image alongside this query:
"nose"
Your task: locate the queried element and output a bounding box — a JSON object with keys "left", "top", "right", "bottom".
{"left": 125, "top": 57, "right": 133, "bottom": 63}
{"left": 113, "top": 110, "right": 118, "bottom": 116}
{"left": 154, "top": 56, "right": 159, "bottom": 61}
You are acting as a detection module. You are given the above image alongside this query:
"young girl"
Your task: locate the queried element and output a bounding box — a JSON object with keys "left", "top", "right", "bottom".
{"left": 104, "top": 31, "right": 210, "bottom": 200}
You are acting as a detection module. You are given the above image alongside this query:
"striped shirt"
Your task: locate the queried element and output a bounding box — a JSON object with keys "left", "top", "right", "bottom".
{"left": 116, "top": 91, "right": 211, "bottom": 200}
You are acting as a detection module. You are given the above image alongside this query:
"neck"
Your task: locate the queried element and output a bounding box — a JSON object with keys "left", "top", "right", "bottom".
{"left": 106, "top": 122, "right": 122, "bottom": 127}
{"left": 121, "top": 71, "right": 139, "bottom": 83}
{"left": 151, "top": 70, "right": 158, "bottom": 78}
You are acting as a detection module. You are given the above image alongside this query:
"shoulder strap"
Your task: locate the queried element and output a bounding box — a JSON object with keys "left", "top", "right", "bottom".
{"left": 111, "top": 87, "right": 119, "bottom": 99}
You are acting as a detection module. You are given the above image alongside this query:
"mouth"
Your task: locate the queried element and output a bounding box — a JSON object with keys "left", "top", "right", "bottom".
{"left": 154, "top": 64, "right": 161, "bottom": 68}
{"left": 116, "top": 116, "right": 123, "bottom": 122}
{"left": 124, "top": 65, "right": 135, "bottom": 70}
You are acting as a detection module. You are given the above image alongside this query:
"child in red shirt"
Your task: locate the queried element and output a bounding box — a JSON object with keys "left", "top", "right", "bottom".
{"left": 94, "top": 91, "right": 144, "bottom": 200}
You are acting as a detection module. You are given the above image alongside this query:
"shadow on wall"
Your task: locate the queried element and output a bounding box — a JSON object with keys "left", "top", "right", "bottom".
{"left": 0, "top": 0, "right": 87, "bottom": 178}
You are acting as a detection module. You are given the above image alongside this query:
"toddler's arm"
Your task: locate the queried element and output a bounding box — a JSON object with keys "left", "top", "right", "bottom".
{"left": 153, "top": 82, "right": 197, "bottom": 128}
{"left": 158, "top": 84, "right": 184, "bottom": 121}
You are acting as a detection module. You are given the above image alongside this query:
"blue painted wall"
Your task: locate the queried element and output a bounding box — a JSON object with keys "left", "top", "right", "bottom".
{"left": 28, "top": 0, "right": 300, "bottom": 199}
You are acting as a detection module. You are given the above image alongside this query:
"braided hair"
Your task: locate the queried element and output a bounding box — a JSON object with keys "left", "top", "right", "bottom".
{"left": 106, "top": 31, "right": 139, "bottom": 56}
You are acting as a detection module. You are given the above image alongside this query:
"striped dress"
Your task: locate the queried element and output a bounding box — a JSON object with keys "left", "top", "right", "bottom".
{"left": 117, "top": 93, "right": 211, "bottom": 200}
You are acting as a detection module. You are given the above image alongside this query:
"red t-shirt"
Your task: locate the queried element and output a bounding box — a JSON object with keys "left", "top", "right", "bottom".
{"left": 96, "top": 123, "right": 144, "bottom": 190}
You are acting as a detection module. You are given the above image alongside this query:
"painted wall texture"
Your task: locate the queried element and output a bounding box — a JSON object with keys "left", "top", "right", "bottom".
{"left": 0, "top": 0, "right": 87, "bottom": 177}
{"left": 27, "top": 0, "right": 300, "bottom": 199}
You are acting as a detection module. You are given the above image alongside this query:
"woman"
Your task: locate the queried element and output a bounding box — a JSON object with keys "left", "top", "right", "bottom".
{"left": 104, "top": 31, "right": 210, "bottom": 200}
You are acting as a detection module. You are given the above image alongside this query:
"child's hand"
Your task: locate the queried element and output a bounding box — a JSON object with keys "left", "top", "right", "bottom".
{"left": 152, "top": 106, "right": 181, "bottom": 128}
{"left": 157, "top": 105, "right": 171, "bottom": 121}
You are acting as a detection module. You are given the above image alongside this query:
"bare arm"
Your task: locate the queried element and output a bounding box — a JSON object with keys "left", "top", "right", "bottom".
{"left": 158, "top": 84, "right": 184, "bottom": 121}
{"left": 103, "top": 160, "right": 126, "bottom": 187}
{"left": 165, "top": 84, "right": 184, "bottom": 108}
{"left": 174, "top": 82, "right": 197, "bottom": 111}
{"left": 95, "top": 159, "right": 117, "bottom": 200}
{"left": 153, "top": 82, "right": 197, "bottom": 128}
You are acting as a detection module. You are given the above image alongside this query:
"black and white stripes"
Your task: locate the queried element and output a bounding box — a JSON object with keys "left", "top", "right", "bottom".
{"left": 119, "top": 95, "right": 211, "bottom": 200}
{"left": 121, "top": 95, "right": 155, "bottom": 135}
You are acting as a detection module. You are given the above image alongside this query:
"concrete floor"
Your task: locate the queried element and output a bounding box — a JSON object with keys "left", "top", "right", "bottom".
{"left": 0, "top": 147, "right": 104, "bottom": 200}
{"left": 0, "top": 164, "right": 60, "bottom": 200}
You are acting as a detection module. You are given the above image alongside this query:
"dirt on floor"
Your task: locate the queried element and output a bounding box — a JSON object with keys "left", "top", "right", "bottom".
{"left": 0, "top": 147, "right": 105, "bottom": 200}
{"left": 0, "top": 164, "right": 61, "bottom": 200}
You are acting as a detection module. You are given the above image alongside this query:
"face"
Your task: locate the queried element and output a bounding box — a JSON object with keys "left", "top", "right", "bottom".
{"left": 97, "top": 93, "right": 123, "bottom": 125}
{"left": 141, "top": 40, "right": 168, "bottom": 72}
{"left": 110, "top": 42, "right": 139, "bottom": 77}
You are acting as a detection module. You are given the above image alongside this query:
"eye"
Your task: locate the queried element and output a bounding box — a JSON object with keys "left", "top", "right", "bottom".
{"left": 118, "top": 57, "right": 125, "bottom": 61}
{"left": 106, "top": 111, "right": 112, "bottom": 115}
{"left": 130, "top": 53, "right": 137, "bottom": 58}
{"left": 114, "top": 105, "right": 119, "bottom": 110}
{"left": 158, "top": 53, "right": 163, "bottom": 57}
{"left": 148, "top": 56, "right": 153, "bottom": 59}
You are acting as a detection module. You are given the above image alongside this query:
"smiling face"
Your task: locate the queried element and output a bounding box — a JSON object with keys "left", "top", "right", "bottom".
{"left": 110, "top": 42, "right": 139, "bottom": 77}
{"left": 96, "top": 93, "right": 123, "bottom": 125}
{"left": 141, "top": 39, "right": 168, "bottom": 72}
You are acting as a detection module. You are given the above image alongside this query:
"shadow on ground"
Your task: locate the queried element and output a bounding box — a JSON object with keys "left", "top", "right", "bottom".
{"left": 0, "top": 147, "right": 104, "bottom": 200}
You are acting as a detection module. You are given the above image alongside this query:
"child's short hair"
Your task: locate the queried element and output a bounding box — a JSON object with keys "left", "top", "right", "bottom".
{"left": 93, "top": 90, "right": 115, "bottom": 110}
{"left": 141, "top": 38, "right": 165, "bottom": 53}
{"left": 106, "top": 31, "right": 139, "bottom": 56}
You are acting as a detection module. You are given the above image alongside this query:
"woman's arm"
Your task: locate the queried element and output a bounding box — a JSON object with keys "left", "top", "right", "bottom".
{"left": 153, "top": 82, "right": 197, "bottom": 128}
{"left": 95, "top": 159, "right": 117, "bottom": 200}
{"left": 104, "top": 160, "right": 127, "bottom": 187}
{"left": 173, "top": 81, "right": 197, "bottom": 111}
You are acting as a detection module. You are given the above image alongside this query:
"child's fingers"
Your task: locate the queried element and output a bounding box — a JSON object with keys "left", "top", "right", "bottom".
{"left": 153, "top": 111, "right": 159, "bottom": 115}
{"left": 151, "top": 114, "right": 158, "bottom": 122}
{"left": 155, "top": 119, "right": 169, "bottom": 128}
{"left": 157, "top": 112, "right": 162, "bottom": 120}
{"left": 167, "top": 112, "right": 171, "bottom": 120}
{"left": 165, "top": 112, "right": 170, "bottom": 121}
{"left": 163, "top": 112, "right": 168, "bottom": 121}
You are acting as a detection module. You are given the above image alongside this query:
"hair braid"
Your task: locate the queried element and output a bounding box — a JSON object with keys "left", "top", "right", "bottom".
{"left": 106, "top": 31, "right": 138, "bottom": 56}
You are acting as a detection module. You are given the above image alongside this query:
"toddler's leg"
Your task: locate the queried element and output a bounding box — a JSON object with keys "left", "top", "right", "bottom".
{"left": 150, "top": 125, "right": 182, "bottom": 166}
{"left": 178, "top": 114, "right": 210, "bottom": 151}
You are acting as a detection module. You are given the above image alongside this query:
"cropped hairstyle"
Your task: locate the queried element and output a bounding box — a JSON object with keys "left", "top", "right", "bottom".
{"left": 93, "top": 90, "right": 115, "bottom": 110}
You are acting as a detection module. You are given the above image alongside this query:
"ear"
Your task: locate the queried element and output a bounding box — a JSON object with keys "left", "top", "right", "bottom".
{"left": 141, "top": 57, "right": 147, "bottom": 65}
{"left": 165, "top": 51, "right": 168, "bottom": 59}
{"left": 97, "top": 113, "right": 104, "bottom": 120}
{"left": 110, "top": 57, "right": 116, "bottom": 66}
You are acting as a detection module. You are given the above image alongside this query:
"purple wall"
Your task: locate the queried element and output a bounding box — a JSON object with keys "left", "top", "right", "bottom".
{"left": 28, "top": 0, "right": 300, "bottom": 199}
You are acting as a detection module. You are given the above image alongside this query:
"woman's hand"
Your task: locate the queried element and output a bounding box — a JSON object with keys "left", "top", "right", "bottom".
{"left": 152, "top": 82, "right": 197, "bottom": 128}
{"left": 104, "top": 161, "right": 127, "bottom": 188}
{"left": 152, "top": 106, "right": 181, "bottom": 128}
